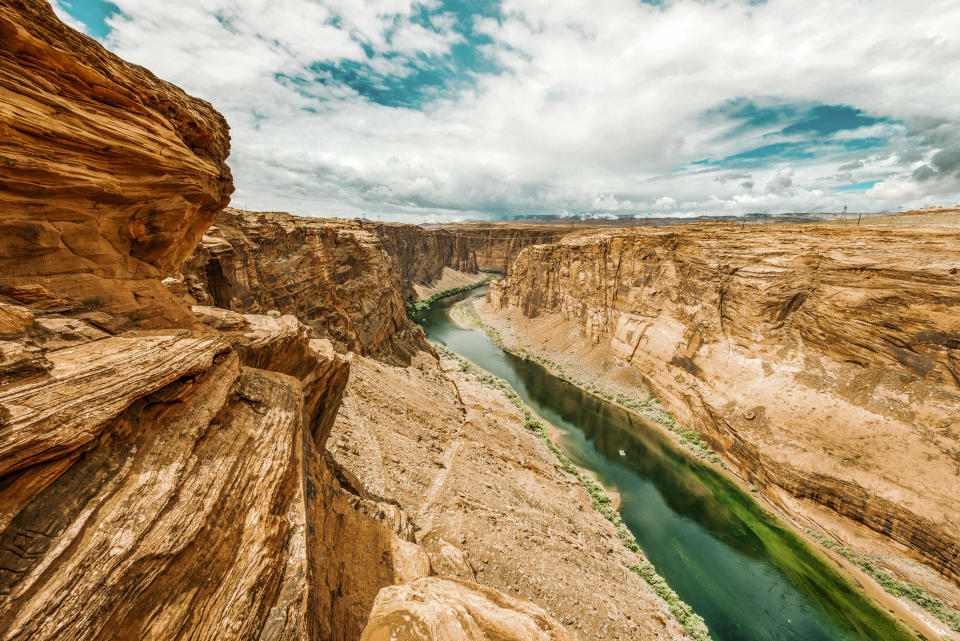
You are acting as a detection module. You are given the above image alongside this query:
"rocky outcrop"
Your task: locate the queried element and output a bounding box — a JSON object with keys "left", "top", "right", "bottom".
{"left": 0, "top": 3, "right": 389, "bottom": 638}
{"left": 175, "top": 208, "right": 426, "bottom": 360}
{"left": 433, "top": 224, "right": 574, "bottom": 273}
{"left": 0, "top": 0, "right": 232, "bottom": 330}
{"left": 360, "top": 578, "right": 575, "bottom": 641}
{"left": 363, "top": 223, "right": 478, "bottom": 300}
{"left": 490, "top": 224, "right": 960, "bottom": 586}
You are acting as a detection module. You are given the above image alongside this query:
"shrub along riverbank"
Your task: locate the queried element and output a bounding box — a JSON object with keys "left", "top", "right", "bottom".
{"left": 452, "top": 293, "right": 952, "bottom": 638}
{"left": 808, "top": 531, "right": 960, "bottom": 632}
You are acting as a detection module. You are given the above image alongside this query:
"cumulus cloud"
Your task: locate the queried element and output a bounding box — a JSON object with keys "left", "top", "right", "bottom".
{"left": 766, "top": 168, "right": 794, "bottom": 193}
{"left": 62, "top": 0, "right": 960, "bottom": 220}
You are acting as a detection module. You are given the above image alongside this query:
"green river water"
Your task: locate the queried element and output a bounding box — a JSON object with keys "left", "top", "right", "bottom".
{"left": 414, "top": 286, "right": 917, "bottom": 641}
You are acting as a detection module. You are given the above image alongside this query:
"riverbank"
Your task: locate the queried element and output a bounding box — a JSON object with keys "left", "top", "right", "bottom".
{"left": 470, "top": 294, "right": 958, "bottom": 641}
{"left": 406, "top": 271, "right": 496, "bottom": 317}
{"left": 412, "top": 267, "right": 492, "bottom": 300}
{"left": 433, "top": 343, "right": 712, "bottom": 640}
{"left": 327, "top": 348, "right": 697, "bottom": 641}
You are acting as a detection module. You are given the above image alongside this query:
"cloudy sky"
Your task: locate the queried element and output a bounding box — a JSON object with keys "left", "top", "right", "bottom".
{"left": 56, "top": 0, "right": 960, "bottom": 222}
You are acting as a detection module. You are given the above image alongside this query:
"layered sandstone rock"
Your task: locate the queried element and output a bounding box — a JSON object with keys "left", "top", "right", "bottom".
{"left": 0, "top": 4, "right": 392, "bottom": 638}
{"left": 1, "top": 7, "right": 604, "bottom": 641}
{"left": 489, "top": 224, "right": 960, "bottom": 586}
{"left": 176, "top": 208, "right": 431, "bottom": 360}
{"left": 360, "top": 578, "right": 575, "bottom": 641}
{"left": 0, "top": 0, "right": 232, "bottom": 329}
{"left": 363, "top": 222, "right": 478, "bottom": 299}
{"left": 431, "top": 223, "right": 574, "bottom": 273}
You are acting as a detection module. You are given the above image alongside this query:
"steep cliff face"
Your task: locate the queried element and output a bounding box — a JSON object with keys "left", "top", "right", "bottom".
{"left": 0, "top": 3, "right": 386, "bottom": 638}
{"left": 434, "top": 224, "right": 574, "bottom": 273}
{"left": 176, "top": 208, "right": 427, "bottom": 361}
{"left": 490, "top": 224, "right": 960, "bottom": 586}
{"left": 0, "top": 0, "right": 232, "bottom": 330}
{"left": 363, "top": 222, "right": 478, "bottom": 300}
{"left": 177, "top": 209, "right": 487, "bottom": 360}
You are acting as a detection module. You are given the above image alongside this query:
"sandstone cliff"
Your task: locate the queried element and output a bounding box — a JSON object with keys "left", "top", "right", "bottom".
{"left": 489, "top": 224, "right": 960, "bottom": 587}
{"left": 175, "top": 208, "right": 422, "bottom": 360}
{"left": 363, "top": 222, "right": 478, "bottom": 299}
{"left": 432, "top": 223, "right": 574, "bottom": 273}
{"left": 176, "top": 209, "right": 486, "bottom": 361}
{"left": 0, "top": 4, "right": 576, "bottom": 641}
{"left": 329, "top": 352, "right": 693, "bottom": 641}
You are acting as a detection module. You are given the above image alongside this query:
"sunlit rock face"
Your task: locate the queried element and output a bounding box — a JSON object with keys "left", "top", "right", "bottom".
{"left": 0, "top": 0, "right": 232, "bottom": 329}
{"left": 491, "top": 223, "right": 960, "bottom": 586}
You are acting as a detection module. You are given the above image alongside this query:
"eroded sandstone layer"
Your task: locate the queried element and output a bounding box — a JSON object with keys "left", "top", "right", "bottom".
{"left": 328, "top": 353, "right": 692, "bottom": 641}
{"left": 0, "top": 0, "right": 232, "bottom": 329}
{"left": 431, "top": 223, "right": 575, "bottom": 273}
{"left": 176, "top": 208, "right": 419, "bottom": 358}
{"left": 488, "top": 223, "right": 960, "bottom": 587}
{"left": 176, "top": 208, "right": 486, "bottom": 361}
{"left": 365, "top": 222, "right": 478, "bottom": 299}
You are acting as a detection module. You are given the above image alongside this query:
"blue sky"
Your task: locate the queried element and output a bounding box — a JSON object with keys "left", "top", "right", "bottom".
{"left": 54, "top": 0, "right": 960, "bottom": 221}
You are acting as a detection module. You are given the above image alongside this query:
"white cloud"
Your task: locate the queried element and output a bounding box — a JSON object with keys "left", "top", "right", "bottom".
{"left": 74, "top": 0, "right": 960, "bottom": 221}
{"left": 654, "top": 196, "right": 677, "bottom": 210}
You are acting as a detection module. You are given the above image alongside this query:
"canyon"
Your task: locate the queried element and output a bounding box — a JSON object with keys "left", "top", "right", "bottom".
{"left": 0, "top": 3, "right": 686, "bottom": 640}
{"left": 1, "top": 2, "right": 958, "bottom": 641}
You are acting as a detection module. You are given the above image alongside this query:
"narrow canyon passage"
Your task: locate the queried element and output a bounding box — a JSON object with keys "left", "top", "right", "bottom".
{"left": 415, "top": 287, "right": 917, "bottom": 641}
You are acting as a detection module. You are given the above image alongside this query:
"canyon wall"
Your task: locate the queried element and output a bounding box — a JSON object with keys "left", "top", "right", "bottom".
{"left": 490, "top": 224, "right": 960, "bottom": 586}
{"left": 175, "top": 208, "right": 424, "bottom": 360}
{"left": 176, "top": 209, "right": 488, "bottom": 360}
{"left": 434, "top": 223, "right": 574, "bottom": 273}
{"left": 0, "top": 0, "right": 232, "bottom": 330}
{"left": 363, "top": 222, "right": 478, "bottom": 299}
{"left": 0, "top": 3, "right": 576, "bottom": 641}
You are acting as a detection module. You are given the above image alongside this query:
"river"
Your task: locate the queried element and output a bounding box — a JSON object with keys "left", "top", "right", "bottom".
{"left": 413, "top": 286, "right": 916, "bottom": 641}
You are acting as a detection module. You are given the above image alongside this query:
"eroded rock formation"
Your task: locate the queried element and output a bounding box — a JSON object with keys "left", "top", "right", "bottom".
{"left": 364, "top": 222, "right": 478, "bottom": 299}
{"left": 489, "top": 224, "right": 960, "bottom": 586}
{"left": 361, "top": 578, "right": 576, "bottom": 641}
{"left": 176, "top": 208, "right": 485, "bottom": 361}
{"left": 0, "top": 0, "right": 232, "bottom": 329}
{"left": 432, "top": 223, "right": 574, "bottom": 273}
{"left": 328, "top": 353, "right": 693, "bottom": 641}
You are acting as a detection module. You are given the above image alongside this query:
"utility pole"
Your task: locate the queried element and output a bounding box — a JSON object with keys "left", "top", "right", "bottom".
{"left": 857, "top": 211, "right": 862, "bottom": 225}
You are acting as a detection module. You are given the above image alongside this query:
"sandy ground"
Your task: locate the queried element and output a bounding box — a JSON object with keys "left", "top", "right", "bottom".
{"left": 413, "top": 267, "right": 489, "bottom": 300}
{"left": 327, "top": 351, "right": 693, "bottom": 641}
{"left": 474, "top": 297, "right": 960, "bottom": 641}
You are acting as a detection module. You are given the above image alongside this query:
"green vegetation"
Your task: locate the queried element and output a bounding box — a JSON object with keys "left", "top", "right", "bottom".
{"left": 451, "top": 297, "right": 725, "bottom": 466}
{"left": 630, "top": 558, "right": 711, "bottom": 640}
{"left": 406, "top": 272, "right": 497, "bottom": 318}
{"left": 434, "top": 344, "right": 712, "bottom": 641}
{"left": 808, "top": 530, "right": 960, "bottom": 631}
